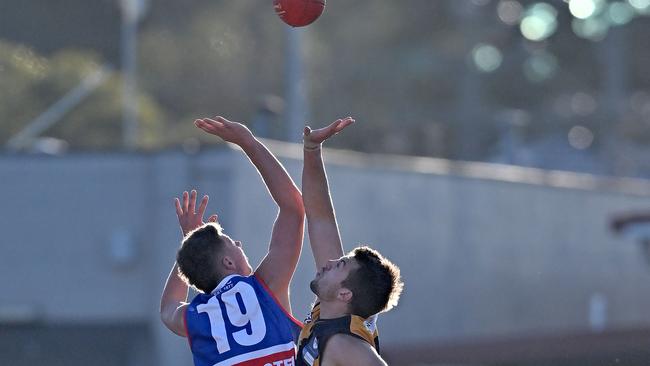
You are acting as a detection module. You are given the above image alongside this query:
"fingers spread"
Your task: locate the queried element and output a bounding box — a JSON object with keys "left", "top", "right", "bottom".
{"left": 189, "top": 190, "right": 197, "bottom": 213}
{"left": 197, "top": 195, "right": 209, "bottom": 217}
{"left": 174, "top": 198, "right": 183, "bottom": 217}
{"left": 182, "top": 191, "right": 189, "bottom": 212}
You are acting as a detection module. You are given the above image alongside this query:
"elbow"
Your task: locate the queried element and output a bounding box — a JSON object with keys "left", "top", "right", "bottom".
{"left": 282, "top": 193, "right": 305, "bottom": 217}
{"left": 295, "top": 199, "right": 306, "bottom": 217}
{"left": 281, "top": 205, "right": 305, "bottom": 224}
{"left": 160, "top": 308, "right": 172, "bottom": 329}
{"left": 160, "top": 305, "right": 176, "bottom": 331}
{"left": 160, "top": 308, "right": 187, "bottom": 337}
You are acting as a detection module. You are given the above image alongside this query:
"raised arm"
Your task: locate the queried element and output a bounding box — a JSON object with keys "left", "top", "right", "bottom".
{"left": 302, "top": 117, "right": 355, "bottom": 270}
{"left": 195, "top": 117, "right": 304, "bottom": 310}
{"left": 160, "top": 190, "right": 217, "bottom": 336}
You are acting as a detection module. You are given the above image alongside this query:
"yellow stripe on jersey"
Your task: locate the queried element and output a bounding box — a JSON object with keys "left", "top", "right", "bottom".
{"left": 297, "top": 302, "right": 380, "bottom": 366}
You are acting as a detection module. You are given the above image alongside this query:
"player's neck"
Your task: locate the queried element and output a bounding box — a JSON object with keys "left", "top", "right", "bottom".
{"left": 318, "top": 299, "right": 350, "bottom": 319}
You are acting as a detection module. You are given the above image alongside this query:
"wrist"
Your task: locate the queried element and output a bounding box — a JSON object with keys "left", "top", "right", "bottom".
{"left": 303, "top": 142, "right": 321, "bottom": 151}
{"left": 238, "top": 134, "right": 258, "bottom": 150}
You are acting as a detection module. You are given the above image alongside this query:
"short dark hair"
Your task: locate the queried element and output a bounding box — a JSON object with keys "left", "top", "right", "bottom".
{"left": 342, "top": 246, "right": 403, "bottom": 319}
{"left": 176, "top": 223, "right": 226, "bottom": 294}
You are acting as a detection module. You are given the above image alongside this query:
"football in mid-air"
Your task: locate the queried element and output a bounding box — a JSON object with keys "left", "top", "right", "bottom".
{"left": 273, "top": 0, "right": 326, "bottom": 27}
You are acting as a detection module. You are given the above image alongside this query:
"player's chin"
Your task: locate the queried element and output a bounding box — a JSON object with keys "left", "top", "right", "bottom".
{"left": 309, "top": 279, "right": 319, "bottom": 295}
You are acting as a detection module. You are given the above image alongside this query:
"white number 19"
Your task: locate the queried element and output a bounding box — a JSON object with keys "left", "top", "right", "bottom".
{"left": 197, "top": 281, "right": 267, "bottom": 353}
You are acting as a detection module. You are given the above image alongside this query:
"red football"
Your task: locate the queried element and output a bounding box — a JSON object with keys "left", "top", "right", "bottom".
{"left": 273, "top": 0, "right": 326, "bottom": 27}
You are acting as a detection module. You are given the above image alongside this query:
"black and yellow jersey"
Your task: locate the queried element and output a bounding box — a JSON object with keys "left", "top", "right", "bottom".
{"left": 296, "top": 302, "right": 379, "bottom": 366}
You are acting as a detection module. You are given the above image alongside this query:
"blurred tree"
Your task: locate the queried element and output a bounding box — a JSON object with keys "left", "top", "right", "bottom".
{"left": 0, "top": 40, "right": 166, "bottom": 150}
{"left": 0, "top": 0, "right": 121, "bottom": 61}
{"left": 138, "top": 0, "right": 287, "bottom": 141}
{"left": 1, "top": 0, "right": 649, "bottom": 175}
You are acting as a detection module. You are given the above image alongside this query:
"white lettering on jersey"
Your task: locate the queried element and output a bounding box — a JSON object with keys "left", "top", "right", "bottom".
{"left": 197, "top": 281, "right": 268, "bottom": 354}
{"left": 265, "top": 358, "right": 295, "bottom": 366}
{"left": 222, "top": 281, "right": 267, "bottom": 347}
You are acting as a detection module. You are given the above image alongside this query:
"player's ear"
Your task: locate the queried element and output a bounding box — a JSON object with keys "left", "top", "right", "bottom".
{"left": 337, "top": 287, "right": 353, "bottom": 303}
{"left": 222, "top": 256, "right": 236, "bottom": 271}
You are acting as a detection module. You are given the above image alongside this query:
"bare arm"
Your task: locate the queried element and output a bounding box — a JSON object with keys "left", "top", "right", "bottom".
{"left": 195, "top": 117, "right": 304, "bottom": 311}
{"left": 160, "top": 264, "right": 190, "bottom": 337}
{"left": 324, "top": 334, "right": 387, "bottom": 366}
{"left": 302, "top": 117, "right": 355, "bottom": 270}
{"left": 160, "top": 190, "right": 217, "bottom": 336}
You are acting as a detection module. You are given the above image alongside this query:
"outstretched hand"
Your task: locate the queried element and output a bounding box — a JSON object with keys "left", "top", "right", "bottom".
{"left": 194, "top": 116, "right": 254, "bottom": 146}
{"left": 174, "top": 190, "right": 218, "bottom": 237}
{"left": 303, "top": 117, "right": 355, "bottom": 149}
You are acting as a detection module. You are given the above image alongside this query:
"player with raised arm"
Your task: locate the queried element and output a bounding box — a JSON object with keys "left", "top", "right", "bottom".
{"left": 297, "top": 117, "right": 404, "bottom": 366}
{"left": 160, "top": 116, "right": 305, "bottom": 366}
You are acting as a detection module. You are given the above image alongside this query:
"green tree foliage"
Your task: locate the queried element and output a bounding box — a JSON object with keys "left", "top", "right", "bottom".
{"left": 0, "top": 40, "right": 165, "bottom": 150}
{"left": 138, "top": 0, "right": 287, "bottom": 142}
{"left": 1, "top": 0, "right": 650, "bottom": 173}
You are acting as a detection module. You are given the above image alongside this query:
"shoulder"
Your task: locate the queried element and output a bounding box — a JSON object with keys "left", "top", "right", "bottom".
{"left": 324, "top": 334, "right": 386, "bottom": 366}
{"left": 326, "top": 333, "right": 372, "bottom": 353}
{"left": 250, "top": 273, "right": 277, "bottom": 297}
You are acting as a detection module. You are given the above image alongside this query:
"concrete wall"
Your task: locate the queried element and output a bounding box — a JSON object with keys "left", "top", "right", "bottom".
{"left": 2, "top": 141, "right": 650, "bottom": 365}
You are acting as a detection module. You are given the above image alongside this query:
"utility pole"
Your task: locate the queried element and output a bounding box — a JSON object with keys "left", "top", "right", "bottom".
{"left": 454, "top": 1, "right": 483, "bottom": 161}
{"left": 597, "top": 26, "right": 627, "bottom": 175}
{"left": 119, "top": 0, "right": 148, "bottom": 150}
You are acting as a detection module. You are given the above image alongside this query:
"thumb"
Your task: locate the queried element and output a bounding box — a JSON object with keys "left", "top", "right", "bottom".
{"left": 208, "top": 214, "right": 218, "bottom": 223}
{"left": 303, "top": 126, "right": 312, "bottom": 137}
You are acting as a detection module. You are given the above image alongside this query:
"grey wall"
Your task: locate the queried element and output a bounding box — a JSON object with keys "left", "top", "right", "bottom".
{"left": 2, "top": 141, "right": 650, "bottom": 366}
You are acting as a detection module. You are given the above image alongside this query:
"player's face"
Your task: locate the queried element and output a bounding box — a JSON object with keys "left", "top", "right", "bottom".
{"left": 221, "top": 234, "right": 253, "bottom": 276}
{"left": 310, "top": 256, "right": 359, "bottom": 300}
